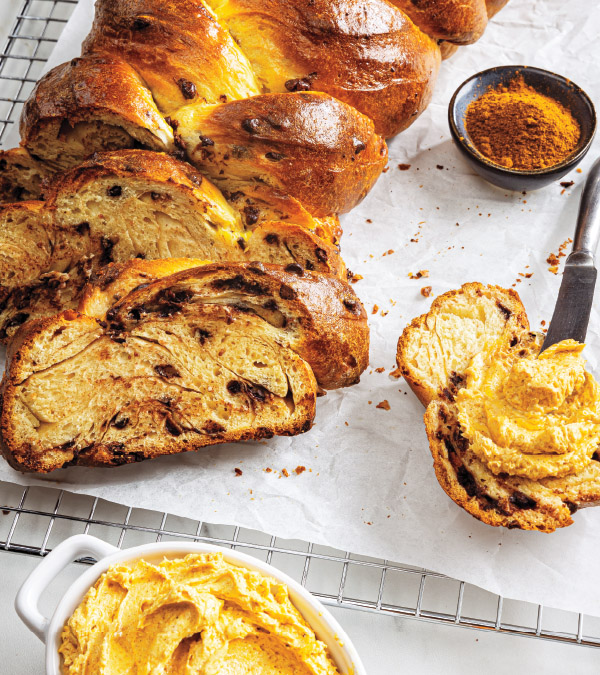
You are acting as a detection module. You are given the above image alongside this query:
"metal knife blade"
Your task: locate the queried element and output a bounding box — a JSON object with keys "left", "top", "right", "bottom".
{"left": 541, "top": 157, "right": 600, "bottom": 353}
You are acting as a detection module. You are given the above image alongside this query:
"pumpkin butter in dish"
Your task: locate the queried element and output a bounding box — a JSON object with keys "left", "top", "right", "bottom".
{"left": 59, "top": 552, "right": 340, "bottom": 674}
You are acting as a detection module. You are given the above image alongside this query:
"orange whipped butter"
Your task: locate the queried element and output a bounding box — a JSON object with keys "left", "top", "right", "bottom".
{"left": 59, "top": 552, "right": 340, "bottom": 675}
{"left": 456, "top": 339, "right": 600, "bottom": 480}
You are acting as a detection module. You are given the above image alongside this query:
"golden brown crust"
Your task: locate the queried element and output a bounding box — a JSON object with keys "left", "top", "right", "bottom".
{"left": 389, "top": 0, "right": 488, "bottom": 44}
{"left": 175, "top": 92, "right": 387, "bottom": 216}
{"left": 206, "top": 0, "right": 441, "bottom": 138}
{"left": 20, "top": 55, "right": 174, "bottom": 170}
{"left": 0, "top": 261, "right": 368, "bottom": 473}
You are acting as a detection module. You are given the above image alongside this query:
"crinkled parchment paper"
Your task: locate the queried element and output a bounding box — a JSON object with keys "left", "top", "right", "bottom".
{"left": 3, "top": 0, "right": 600, "bottom": 616}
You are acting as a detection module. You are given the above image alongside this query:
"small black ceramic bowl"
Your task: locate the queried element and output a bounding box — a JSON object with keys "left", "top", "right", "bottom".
{"left": 448, "top": 65, "right": 596, "bottom": 191}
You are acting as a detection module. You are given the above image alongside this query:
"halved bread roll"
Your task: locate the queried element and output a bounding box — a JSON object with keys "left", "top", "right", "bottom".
{"left": 0, "top": 150, "right": 343, "bottom": 343}
{"left": 397, "top": 283, "right": 600, "bottom": 532}
{"left": 1, "top": 260, "right": 369, "bottom": 473}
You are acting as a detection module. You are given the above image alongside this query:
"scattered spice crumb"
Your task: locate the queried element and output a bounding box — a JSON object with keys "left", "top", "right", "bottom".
{"left": 366, "top": 218, "right": 372, "bottom": 224}
{"left": 436, "top": 164, "right": 444, "bottom": 170}
{"left": 376, "top": 400, "right": 391, "bottom": 410}
{"left": 372, "top": 304, "right": 379, "bottom": 314}
{"left": 398, "top": 163, "right": 411, "bottom": 171}
{"left": 382, "top": 249, "right": 395, "bottom": 256}
{"left": 295, "top": 466, "right": 306, "bottom": 475}
{"left": 408, "top": 269, "right": 429, "bottom": 279}
{"left": 375, "top": 367, "right": 385, "bottom": 373}
{"left": 282, "top": 468, "right": 289, "bottom": 477}
{"left": 421, "top": 286, "right": 432, "bottom": 297}
{"left": 234, "top": 467, "right": 243, "bottom": 476}
{"left": 560, "top": 180, "right": 574, "bottom": 189}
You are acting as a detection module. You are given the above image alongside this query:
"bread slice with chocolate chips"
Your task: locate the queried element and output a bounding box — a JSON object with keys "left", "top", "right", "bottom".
{"left": 0, "top": 149, "right": 344, "bottom": 343}
{"left": 397, "top": 283, "right": 600, "bottom": 532}
{"left": 0, "top": 260, "right": 368, "bottom": 473}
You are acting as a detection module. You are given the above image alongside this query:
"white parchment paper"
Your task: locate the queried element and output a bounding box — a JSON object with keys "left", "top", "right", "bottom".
{"left": 3, "top": 0, "right": 600, "bottom": 616}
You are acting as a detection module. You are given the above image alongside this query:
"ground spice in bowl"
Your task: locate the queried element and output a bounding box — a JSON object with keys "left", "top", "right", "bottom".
{"left": 465, "top": 75, "right": 581, "bottom": 171}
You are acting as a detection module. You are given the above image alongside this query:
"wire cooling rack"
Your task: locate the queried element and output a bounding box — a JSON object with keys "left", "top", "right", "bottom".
{"left": 1, "top": 0, "right": 600, "bottom": 651}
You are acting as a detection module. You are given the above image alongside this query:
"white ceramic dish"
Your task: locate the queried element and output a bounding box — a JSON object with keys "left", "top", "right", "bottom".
{"left": 15, "top": 534, "right": 366, "bottom": 675}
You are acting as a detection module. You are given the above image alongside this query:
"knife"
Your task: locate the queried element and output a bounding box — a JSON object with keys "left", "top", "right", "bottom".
{"left": 541, "top": 158, "right": 600, "bottom": 353}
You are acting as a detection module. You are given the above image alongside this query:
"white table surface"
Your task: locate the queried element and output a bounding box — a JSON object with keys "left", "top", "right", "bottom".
{"left": 1, "top": 1, "right": 600, "bottom": 672}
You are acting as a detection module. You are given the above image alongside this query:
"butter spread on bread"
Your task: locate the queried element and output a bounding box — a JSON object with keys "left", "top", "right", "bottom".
{"left": 397, "top": 283, "right": 600, "bottom": 532}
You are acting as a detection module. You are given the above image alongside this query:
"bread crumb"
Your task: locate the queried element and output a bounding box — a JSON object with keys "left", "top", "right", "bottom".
{"left": 350, "top": 273, "right": 363, "bottom": 284}
{"left": 282, "top": 468, "right": 289, "bottom": 477}
{"left": 409, "top": 270, "right": 429, "bottom": 279}
{"left": 382, "top": 249, "right": 395, "bottom": 256}
{"left": 390, "top": 367, "right": 402, "bottom": 379}
{"left": 421, "top": 286, "right": 432, "bottom": 297}
{"left": 380, "top": 309, "right": 389, "bottom": 317}
{"left": 560, "top": 180, "right": 574, "bottom": 189}
{"left": 375, "top": 367, "right": 385, "bottom": 373}
{"left": 368, "top": 400, "right": 372, "bottom": 405}
{"left": 265, "top": 467, "right": 272, "bottom": 473}
{"left": 344, "top": 421, "right": 349, "bottom": 426}
{"left": 372, "top": 304, "right": 379, "bottom": 314}
{"left": 295, "top": 466, "right": 306, "bottom": 475}
{"left": 398, "top": 163, "right": 411, "bottom": 171}
{"left": 376, "top": 400, "right": 390, "bottom": 410}
{"left": 234, "top": 468, "right": 243, "bottom": 476}
{"left": 365, "top": 219, "right": 372, "bottom": 224}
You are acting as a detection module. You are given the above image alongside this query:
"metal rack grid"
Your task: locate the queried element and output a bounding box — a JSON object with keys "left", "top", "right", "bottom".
{"left": 0, "top": 0, "right": 599, "bottom": 652}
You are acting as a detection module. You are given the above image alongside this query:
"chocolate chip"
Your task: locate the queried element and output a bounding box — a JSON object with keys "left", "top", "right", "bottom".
{"left": 227, "top": 380, "right": 242, "bottom": 394}
{"left": 566, "top": 501, "right": 578, "bottom": 514}
{"left": 265, "top": 233, "right": 279, "bottom": 244}
{"left": 241, "top": 118, "right": 260, "bottom": 134}
{"left": 178, "top": 78, "right": 197, "bottom": 99}
{"left": 496, "top": 302, "right": 512, "bottom": 320}
{"left": 343, "top": 298, "right": 358, "bottom": 313}
{"left": 154, "top": 364, "right": 180, "bottom": 378}
{"left": 305, "top": 260, "right": 315, "bottom": 271}
{"left": 165, "top": 116, "right": 179, "bottom": 130}
{"left": 509, "top": 491, "right": 537, "bottom": 510}
{"left": 133, "top": 17, "right": 151, "bottom": 29}
{"left": 315, "top": 247, "right": 328, "bottom": 263}
{"left": 111, "top": 416, "right": 129, "bottom": 429}
{"left": 100, "top": 236, "right": 116, "bottom": 264}
{"left": 127, "top": 308, "right": 142, "bottom": 321}
{"left": 0, "top": 159, "right": 6, "bottom": 171}
{"left": 457, "top": 466, "right": 478, "bottom": 497}
{"left": 196, "top": 328, "right": 211, "bottom": 344}
{"left": 203, "top": 420, "right": 226, "bottom": 434}
{"left": 279, "top": 284, "right": 296, "bottom": 300}
{"left": 243, "top": 205, "right": 260, "bottom": 226}
{"left": 265, "top": 152, "right": 285, "bottom": 161}
{"left": 285, "top": 78, "right": 311, "bottom": 92}
{"left": 510, "top": 336, "right": 518, "bottom": 347}
{"left": 237, "top": 237, "right": 247, "bottom": 250}
{"left": 75, "top": 222, "right": 90, "bottom": 235}
{"left": 199, "top": 135, "right": 214, "bottom": 146}
{"left": 285, "top": 263, "right": 303, "bottom": 276}
{"left": 107, "top": 185, "right": 122, "bottom": 197}
{"left": 0, "top": 311, "right": 30, "bottom": 339}
{"left": 165, "top": 416, "right": 182, "bottom": 436}
{"left": 263, "top": 299, "right": 278, "bottom": 311}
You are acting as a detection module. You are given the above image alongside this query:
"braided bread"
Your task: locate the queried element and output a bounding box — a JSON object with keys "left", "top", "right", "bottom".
{"left": 1, "top": 259, "right": 369, "bottom": 473}
{"left": 397, "top": 284, "right": 600, "bottom": 532}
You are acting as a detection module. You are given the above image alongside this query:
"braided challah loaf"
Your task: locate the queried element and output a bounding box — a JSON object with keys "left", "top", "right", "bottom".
{"left": 0, "top": 259, "right": 369, "bottom": 472}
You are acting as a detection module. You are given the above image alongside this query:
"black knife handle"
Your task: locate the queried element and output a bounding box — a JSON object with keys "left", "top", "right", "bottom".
{"left": 573, "top": 157, "right": 600, "bottom": 257}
